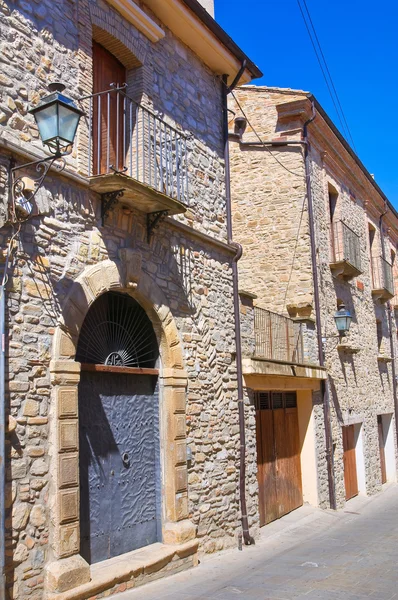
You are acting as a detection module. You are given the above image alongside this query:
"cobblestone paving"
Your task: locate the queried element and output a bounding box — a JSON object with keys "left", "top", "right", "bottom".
{"left": 114, "top": 485, "right": 398, "bottom": 600}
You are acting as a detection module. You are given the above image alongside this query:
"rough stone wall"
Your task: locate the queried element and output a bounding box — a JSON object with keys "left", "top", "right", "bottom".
{"left": 308, "top": 135, "right": 398, "bottom": 507}
{"left": 0, "top": 172, "right": 243, "bottom": 599}
{"left": 229, "top": 87, "right": 314, "bottom": 316}
{"left": 229, "top": 85, "right": 398, "bottom": 513}
{"left": 0, "top": 0, "right": 251, "bottom": 597}
{"left": 0, "top": 0, "right": 227, "bottom": 241}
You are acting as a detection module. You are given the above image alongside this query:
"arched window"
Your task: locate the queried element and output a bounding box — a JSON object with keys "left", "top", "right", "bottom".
{"left": 76, "top": 291, "right": 159, "bottom": 368}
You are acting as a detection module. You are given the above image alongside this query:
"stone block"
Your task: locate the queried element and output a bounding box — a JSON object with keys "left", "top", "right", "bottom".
{"left": 174, "top": 415, "right": 186, "bottom": 440}
{"left": 59, "top": 453, "right": 79, "bottom": 488}
{"left": 59, "top": 489, "right": 79, "bottom": 524}
{"left": 13, "top": 503, "right": 31, "bottom": 530}
{"left": 175, "top": 492, "right": 189, "bottom": 521}
{"left": 59, "top": 332, "right": 77, "bottom": 358}
{"left": 23, "top": 399, "right": 39, "bottom": 417}
{"left": 59, "top": 420, "right": 78, "bottom": 452}
{"left": 57, "top": 387, "right": 78, "bottom": 418}
{"left": 30, "top": 459, "right": 49, "bottom": 476}
{"left": 175, "top": 441, "right": 187, "bottom": 465}
{"left": 45, "top": 554, "right": 90, "bottom": 593}
{"left": 163, "top": 519, "right": 196, "bottom": 545}
{"left": 175, "top": 466, "right": 187, "bottom": 493}
{"left": 30, "top": 505, "right": 46, "bottom": 527}
{"left": 59, "top": 523, "right": 80, "bottom": 558}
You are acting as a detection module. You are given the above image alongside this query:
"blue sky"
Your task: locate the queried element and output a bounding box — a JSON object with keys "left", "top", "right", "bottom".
{"left": 215, "top": 0, "right": 398, "bottom": 207}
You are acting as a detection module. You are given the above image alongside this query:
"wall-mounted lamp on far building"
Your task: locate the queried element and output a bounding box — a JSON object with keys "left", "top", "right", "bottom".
{"left": 333, "top": 303, "right": 352, "bottom": 337}
{"left": 234, "top": 116, "right": 247, "bottom": 140}
{"left": 10, "top": 82, "right": 84, "bottom": 222}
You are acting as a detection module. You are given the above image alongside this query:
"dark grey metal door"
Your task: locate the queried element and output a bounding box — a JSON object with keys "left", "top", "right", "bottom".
{"left": 79, "top": 371, "right": 160, "bottom": 564}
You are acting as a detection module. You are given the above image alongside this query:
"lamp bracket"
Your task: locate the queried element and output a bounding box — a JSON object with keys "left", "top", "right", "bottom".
{"left": 10, "top": 154, "right": 66, "bottom": 222}
{"left": 147, "top": 210, "right": 168, "bottom": 243}
{"left": 101, "top": 189, "right": 125, "bottom": 225}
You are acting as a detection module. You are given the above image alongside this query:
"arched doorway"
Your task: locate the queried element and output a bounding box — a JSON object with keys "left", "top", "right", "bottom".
{"left": 76, "top": 291, "right": 161, "bottom": 564}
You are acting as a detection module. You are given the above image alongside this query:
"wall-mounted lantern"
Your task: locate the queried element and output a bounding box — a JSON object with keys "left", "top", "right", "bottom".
{"left": 10, "top": 82, "right": 84, "bottom": 221}
{"left": 334, "top": 303, "right": 352, "bottom": 337}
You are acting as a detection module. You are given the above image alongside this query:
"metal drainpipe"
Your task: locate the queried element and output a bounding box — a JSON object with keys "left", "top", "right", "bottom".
{"left": 379, "top": 209, "right": 398, "bottom": 453}
{"left": 0, "top": 282, "right": 5, "bottom": 600}
{"left": 222, "top": 73, "right": 254, "bottom": 545}
{"left": 303, "top": 103, "right": 337, "bottom": 510}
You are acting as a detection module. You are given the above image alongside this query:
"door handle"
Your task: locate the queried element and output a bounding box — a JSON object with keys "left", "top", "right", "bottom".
{"left": 122, "top": 452, "right": 130, "bottom": 466}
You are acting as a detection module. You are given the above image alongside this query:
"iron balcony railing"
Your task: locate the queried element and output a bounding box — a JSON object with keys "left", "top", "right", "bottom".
{"left": 86, "top": 86, "right": 189, "bottom": 203}
{"left": 254, "top": 307, "right": 304, "bottom": 364}
{"left": 331, "top": 220, "right": 361, "bottom": 272}
{"left": 372, "top": 255, "right": 394, "bottom": 296}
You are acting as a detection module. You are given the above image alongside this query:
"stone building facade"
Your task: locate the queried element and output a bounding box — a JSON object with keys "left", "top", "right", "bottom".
{"left": 229, "top": 86, "right": 398, "bottom": 523}
{"left": 0, "top": 0, "right": 261, "bottom": 598}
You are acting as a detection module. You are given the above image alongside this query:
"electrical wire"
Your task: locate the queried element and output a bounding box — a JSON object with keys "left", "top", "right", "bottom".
{"left": 228, "top": 86, "right": 304, "bottom": 179}
{"left": 297, "top": 0, "right": 357, "bottom": 152}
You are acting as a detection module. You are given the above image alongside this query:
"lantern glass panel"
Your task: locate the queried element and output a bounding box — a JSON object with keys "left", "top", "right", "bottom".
{"left": 58, "top": 103, "right": 81, "bottom": 144}
{"left": 34, "top": 103, "right": 58, "bottom": 144}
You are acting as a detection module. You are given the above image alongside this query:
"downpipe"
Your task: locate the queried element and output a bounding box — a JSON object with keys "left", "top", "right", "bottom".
{"left": 222, "top": 72, "right": 254, "bottom": 546}
{"left": 0, "top": 284, "right": 5, "bottom": 600}
{"left": 304, "top": 103, "right": 337, "bottom": 510}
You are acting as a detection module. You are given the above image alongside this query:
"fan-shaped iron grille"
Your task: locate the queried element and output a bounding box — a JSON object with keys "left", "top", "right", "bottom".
{"left": 76, "top": 292, "right": 159, "bottom": 368}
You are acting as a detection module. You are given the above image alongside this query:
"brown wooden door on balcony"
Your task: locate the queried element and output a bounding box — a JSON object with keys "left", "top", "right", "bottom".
{"left": 255, "top": 392, "right": 303, "bottom": 526}
{"left": 342, "top": 425, "right": 358, "bottom": 501}
{"left": 93, "top": 42, "right": 126, "bottom": 175}
{"left": 377, "top": 415, "right": 387, "bottom": 484}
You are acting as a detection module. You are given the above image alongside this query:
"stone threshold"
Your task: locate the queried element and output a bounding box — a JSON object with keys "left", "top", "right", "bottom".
{"left": 48, "top": 539, "right": 198, "bottom": 600}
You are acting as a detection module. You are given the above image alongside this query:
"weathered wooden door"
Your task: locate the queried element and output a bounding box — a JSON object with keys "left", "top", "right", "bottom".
{"left": 255, "top": 392, "right": 303, "bottom": 526}
{"left": 79, "top": 371, "right": 160, "bottom": 564}
{"left": 342, "top": 425, "right": 358, "bottom": 501}
{"left": 92, "top": 41, "right": 126, "bottom": 175}
{"left": 377, "top": 415, "right": 387, "bottom": 484}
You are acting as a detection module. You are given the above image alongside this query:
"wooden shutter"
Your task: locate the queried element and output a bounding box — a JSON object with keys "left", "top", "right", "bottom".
{"left": 92, "top": 42, "right": 126, "bottom": 175}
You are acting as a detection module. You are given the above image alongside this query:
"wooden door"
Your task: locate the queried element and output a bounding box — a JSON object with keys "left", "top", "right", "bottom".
{"left": 377, "top": 415, "right": 387, "bottom": 484}
{"left": 92, "top": 41, "right": 126, "bottom": 175}
{"left": 255, "top": 392, "right": 303, "bottom": 526}
{"left": 256, "top": 408, "right": 278, "bottom": 526}
{"left": 342, "top": 425, "right": 358, "bottom": 501}
{"left": 79, "top": 371, "right": 160, "bottom": 564}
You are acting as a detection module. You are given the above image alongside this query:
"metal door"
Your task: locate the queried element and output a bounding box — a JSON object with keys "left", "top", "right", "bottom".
{"left": 79, "top": 371, "right": 160, "bottom": 564}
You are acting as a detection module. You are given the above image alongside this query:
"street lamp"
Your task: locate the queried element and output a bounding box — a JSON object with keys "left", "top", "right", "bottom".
{"left": 10, "top": 82, "right": 84, "bottom": 220}
{"left": 28, "top": 82, "right": 84, "bottom": 158}
{"left": 334, "top": 303, "right": 352, "bottom": 337}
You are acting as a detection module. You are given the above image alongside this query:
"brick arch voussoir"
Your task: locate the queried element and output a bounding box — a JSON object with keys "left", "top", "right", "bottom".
{"left": 89, "top": 2, "right": 148, "bottom": 67}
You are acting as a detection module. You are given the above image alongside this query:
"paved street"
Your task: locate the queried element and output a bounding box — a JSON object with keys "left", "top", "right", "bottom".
{"left": 114, "top": 484, "right": 398, "bottom": 600}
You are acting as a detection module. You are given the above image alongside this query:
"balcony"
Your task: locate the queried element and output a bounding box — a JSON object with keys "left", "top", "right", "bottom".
{"left": 254, "top": 307, "right": 304, "bottom": 364}
{"left": 85, "top": 86, "right": 188, "bottom": 224}
{"left": 329, "top": 220, "right": 362, "bottom": 280}
{"left": 372, "top": 256, "right": 394, "bottom": 302}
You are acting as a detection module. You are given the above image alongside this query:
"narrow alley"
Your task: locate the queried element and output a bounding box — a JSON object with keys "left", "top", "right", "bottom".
{"left": 114, "top": 485, "right": 398, "bottom": 600}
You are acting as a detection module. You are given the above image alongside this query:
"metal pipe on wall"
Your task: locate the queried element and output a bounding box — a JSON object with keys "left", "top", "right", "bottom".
{"left": 303, "top": 104, "right": 337, "bottom": 510}
{"left": 0, "top": 284, "right": 5, "bottom": 600}
{"left": 222, "top": 73, "right": 254, "bottom": 546}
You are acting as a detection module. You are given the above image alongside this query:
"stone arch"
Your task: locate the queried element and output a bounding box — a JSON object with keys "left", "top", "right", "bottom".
{"left": 53, "top": 259, "right": 184, "bottom": 369}
{"left": 46, "top": 259, "right": 195, "bottom": 594}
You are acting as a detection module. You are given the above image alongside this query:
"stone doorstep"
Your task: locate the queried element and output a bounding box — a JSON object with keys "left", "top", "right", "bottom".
{"left": 48, "top": 540, "right": 199, "bottom": 600}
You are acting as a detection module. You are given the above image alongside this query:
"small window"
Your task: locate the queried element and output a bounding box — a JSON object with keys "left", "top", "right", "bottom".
{"left": 328, "top": 187, "right": 338, "bottom": 223}
{"left": 376, "top": 319, "right": 383, "bottom": 352}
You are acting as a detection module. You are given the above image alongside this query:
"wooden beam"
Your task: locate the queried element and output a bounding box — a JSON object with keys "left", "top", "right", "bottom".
{"left": 80, "top": 364, "right": 159, "bottom": 375}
